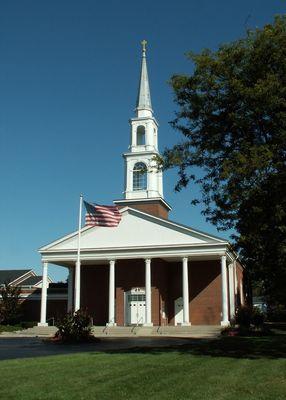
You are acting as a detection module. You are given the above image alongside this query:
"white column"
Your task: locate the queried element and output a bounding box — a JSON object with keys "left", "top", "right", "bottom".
{"left": 240, "top": 281, "right": 244, "bottom": 306}
{"left": 182, "top": 257, "right": 191, "bottom": 326}
{"left": 67, "top": 267, "right": 73, "bottom": 312}
{"left": 107, "top": 260, "right": 116, "bottom": 326}
{"left": 144, "top": 259, "right": 153, "bottom": 326}
{"left": 74, "top": 260, "right": 81, "bottom": 312}
{"left": 221, "top": 255, "right": 230, "bottom": 326}
{"left": 38, "top": 261, "right": 48, "bottom": 326}
{"left": 228, "top": 263, "right": 235, "bottom": 319}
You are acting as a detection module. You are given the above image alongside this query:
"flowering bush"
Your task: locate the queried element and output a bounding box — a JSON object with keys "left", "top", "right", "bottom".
{"left": 55, "top": 309, "right": 92, "bottom": 342}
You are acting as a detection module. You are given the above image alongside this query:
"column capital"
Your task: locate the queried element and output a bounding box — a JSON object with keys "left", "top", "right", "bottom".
{"left": 182, "top": 256, "right": 188, "bottom": 262}
{"left": 145, "top": 258, "right": 151, "bottom": 263}
{"left": 109, "top": 259, "right": 116, "bottom": 265}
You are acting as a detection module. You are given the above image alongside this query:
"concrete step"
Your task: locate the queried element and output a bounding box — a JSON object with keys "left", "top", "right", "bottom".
{"left": 92, "top": 326, "right": 134, "bottom": 336}
{"left": 1, "top": 325, "right": 221, "bottom": 338}
{"left": 12, "top": 326, "right": 57, "bottom": 337}
{"left": 91, "top": 325, "right": 221, "bottom": 338}
{"left": 154, "top": 325, "right": 221, "bottom": 337}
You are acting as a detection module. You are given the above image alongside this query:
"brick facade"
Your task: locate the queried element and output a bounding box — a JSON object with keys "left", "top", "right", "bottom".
{"left": 115, "top": 200, "right": 170, "bottom": 219}
{"left": 81, "top": 258, "right": 224, "bottom": 326}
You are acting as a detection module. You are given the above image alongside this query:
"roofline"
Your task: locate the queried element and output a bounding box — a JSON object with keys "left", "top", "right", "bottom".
{"left": 39, "top": 225, "right": 93, "bottom": 251}
{"left": 9, "top": 270, "right": 35, "bottom": 286}
{"left": 123, "top": 206, "right": 228, "bottom": 243}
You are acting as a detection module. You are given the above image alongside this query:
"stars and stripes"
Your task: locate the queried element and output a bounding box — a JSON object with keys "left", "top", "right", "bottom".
{"left": 83, "top": 201, "right": 122, "bottom": 227}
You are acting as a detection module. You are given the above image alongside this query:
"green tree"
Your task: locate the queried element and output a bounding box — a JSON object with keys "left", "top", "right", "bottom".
{"left": 162, "top": 16, "right": 286, "bottom": 306}
{"left": 0, "top": 283, "right": 21, "bottom": 324}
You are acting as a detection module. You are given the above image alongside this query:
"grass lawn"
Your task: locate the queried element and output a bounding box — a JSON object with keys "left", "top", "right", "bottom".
{"left": 0, "top": 335, "right": 285, "bottom": 400}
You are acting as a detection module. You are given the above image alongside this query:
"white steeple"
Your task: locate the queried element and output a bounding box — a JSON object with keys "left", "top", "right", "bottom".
{"left": 136, "top": 39, "right": 153, "bottom": 118}
{"left": 122, "top": 41, "right": 164, "bottom": 201}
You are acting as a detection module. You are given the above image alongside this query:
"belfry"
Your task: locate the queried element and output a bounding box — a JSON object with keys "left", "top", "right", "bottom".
{"left": 38, "top": 42, "right": 245, "bottom": 330}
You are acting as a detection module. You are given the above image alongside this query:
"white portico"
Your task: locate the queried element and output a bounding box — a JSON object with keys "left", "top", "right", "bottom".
{"left": 38, "top": 207, "right": 239, "bottom": 327}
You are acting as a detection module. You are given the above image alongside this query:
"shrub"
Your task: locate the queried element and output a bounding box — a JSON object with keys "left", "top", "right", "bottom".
{"left": 0, "top": 283, "right": 21, "bottom": 325}
{"left": 236, "top": 306, "right": 252, "bottom": 329}
{"left": 21, "top": 321, "right": 37, "bottom": 329}
{"left": 55, "top": 309, "right": 92, "bottom": 343}
{"left": 251, "top": 307, "right": 265, "bottom": 330}
{"left": 236, "top": 305, "right": 266, "bottom": 332}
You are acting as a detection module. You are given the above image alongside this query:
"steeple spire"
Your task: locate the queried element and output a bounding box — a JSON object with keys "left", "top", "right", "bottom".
{"left": 136, "top": 40, "right": 153, "bottom": 117}
{"left": 113, "top": 40, "right": 172, "bottom": 218}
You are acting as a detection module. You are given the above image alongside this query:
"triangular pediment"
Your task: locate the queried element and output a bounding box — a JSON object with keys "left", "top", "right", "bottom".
{"left": 40, "top": 207, "right": 227, "bottom": 252}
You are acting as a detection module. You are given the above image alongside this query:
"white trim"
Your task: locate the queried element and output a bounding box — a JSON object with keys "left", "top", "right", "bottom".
{"left": 41, "top": 242, "right": 229, "bottom": 255}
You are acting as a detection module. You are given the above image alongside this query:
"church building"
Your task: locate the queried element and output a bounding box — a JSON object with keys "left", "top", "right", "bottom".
{"left": 38, "top": 42, "right": 245, "bottom": 328}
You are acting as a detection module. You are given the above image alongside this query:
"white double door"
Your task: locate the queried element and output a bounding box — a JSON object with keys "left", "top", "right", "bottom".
{"left": 125, "top": 288, "right": 146, "bottom": 325}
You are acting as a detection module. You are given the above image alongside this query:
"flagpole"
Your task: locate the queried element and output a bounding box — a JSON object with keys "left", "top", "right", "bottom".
{"left": 74, "top": 194, "right": 83, "bottom": 312}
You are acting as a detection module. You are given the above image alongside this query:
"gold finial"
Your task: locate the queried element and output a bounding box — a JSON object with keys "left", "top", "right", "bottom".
{"left": 141, "top": 39, "right": 147, "bottom": 53}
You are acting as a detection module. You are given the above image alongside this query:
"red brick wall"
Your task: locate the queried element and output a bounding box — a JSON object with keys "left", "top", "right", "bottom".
{"left": 189, "top": 261, "right": 221, "bottom": 325}
{"left": 19, "top": 299, "right": 67, "bottom": 322}
{"left": 117, "top": 201, "right": 169, "bottom": 219}
{"left": 81, "top": 265, "right": 108, "bottom": 325}
{"left": 80, "top": 259, "right": 222, "bottom": 326}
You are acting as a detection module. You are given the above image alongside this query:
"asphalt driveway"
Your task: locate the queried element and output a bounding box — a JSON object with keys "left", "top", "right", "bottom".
{"left": 0, "top": 337, "right": 191, "bottom": 361}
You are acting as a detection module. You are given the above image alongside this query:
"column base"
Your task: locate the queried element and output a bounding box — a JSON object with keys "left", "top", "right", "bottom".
{"left": 106, "top": 322, "right": 117, "bottom": 327}
{"left": 37, "top": 322, "right": 48, "bottom": 327}
{"left": 221, "top": 320, "right": 230, "bottom": 327}
{"left": 181, "top": 322, "right": 191, "bottom": 326}
{"left": 143, "top": 323, "right": 153, "bottom": 327}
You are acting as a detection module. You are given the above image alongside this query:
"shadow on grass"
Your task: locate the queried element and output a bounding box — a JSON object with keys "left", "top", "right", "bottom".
{"left": 103, "top": 334, "right": 286, "bottom": 360}
{"left": 0, "top": 334, "right": 285, "bottom": 361}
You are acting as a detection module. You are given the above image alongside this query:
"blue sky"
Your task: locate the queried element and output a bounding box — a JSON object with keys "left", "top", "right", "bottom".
{"left": 0, "top": 0, "right": 284, "bottom": 281}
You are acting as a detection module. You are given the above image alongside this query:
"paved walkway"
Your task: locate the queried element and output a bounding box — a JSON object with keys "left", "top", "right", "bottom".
{"left": 0, "top": 337, "right": 192, "bottom": 361}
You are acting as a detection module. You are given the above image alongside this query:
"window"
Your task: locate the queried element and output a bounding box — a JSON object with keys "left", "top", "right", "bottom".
{"left": 133, "top": 162, "right": 147, "bottom": 191}
{"left": 136, "top": 125, "right": 145, "bottom": 145}
{"left": 128, "top": 294, "right": 146, "bottom": 302}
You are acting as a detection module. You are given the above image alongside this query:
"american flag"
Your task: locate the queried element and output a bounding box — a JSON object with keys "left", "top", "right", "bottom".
{"left": 84, "top": 201, "right": 122, "bottom": 227}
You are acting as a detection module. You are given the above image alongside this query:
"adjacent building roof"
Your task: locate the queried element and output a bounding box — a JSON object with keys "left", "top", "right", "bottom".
{"left": 20, "top": 276, "right": 43, "bottom": 286}
{"left": 0, "top": 269, "right": 32, "bottom": 285}
{"left": 0, "top": 269, "right": 52, "bottom": 286}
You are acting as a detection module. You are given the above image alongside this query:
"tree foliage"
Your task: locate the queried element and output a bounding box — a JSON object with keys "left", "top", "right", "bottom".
{"left": 162, "top": 16, "right": 286, "bottom": 306}
{"left": 0, "top": 283, "right": 21, "bottom": 324}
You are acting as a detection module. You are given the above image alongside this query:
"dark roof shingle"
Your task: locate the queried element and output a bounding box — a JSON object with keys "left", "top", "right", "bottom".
{"left": 0, "top": 270, "right": 31, "bottom": 285}
{"left": 21, "top": 276, "right": 42, "bottom": 286}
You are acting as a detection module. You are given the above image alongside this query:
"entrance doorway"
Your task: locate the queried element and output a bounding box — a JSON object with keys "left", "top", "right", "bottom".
{"left": 174, "top": 297, "right": 184, "bottom": 325}
{"left": 125, "top": 288, "right": 146, "bottom": 325}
